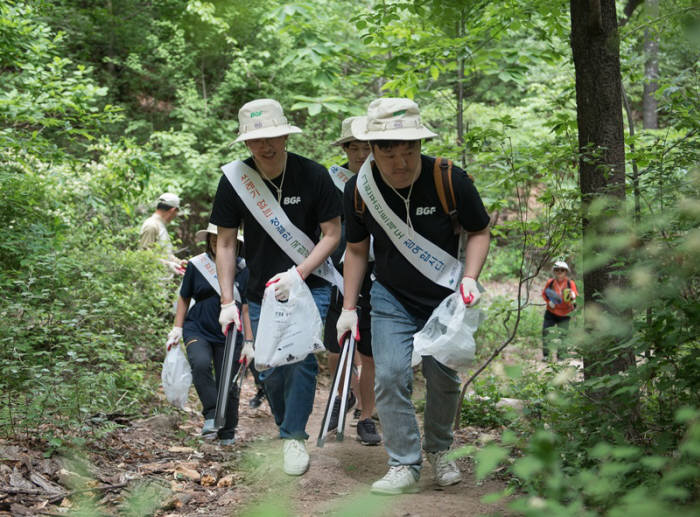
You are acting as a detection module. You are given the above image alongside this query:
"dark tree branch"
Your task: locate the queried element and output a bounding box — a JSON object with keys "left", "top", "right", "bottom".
{"left": 619, "top": 0, "right": 644, "bottom": 27}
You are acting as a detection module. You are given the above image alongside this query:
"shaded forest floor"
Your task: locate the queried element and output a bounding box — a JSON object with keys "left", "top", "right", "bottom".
{"left": 1, "top": 367, "right": 511, "bottom": 516}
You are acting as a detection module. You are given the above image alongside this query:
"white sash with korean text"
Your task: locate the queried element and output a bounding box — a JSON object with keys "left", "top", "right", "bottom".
{"left": 222, "top": 160, "right": 343, "bottom": 293}
{"left": 328, "top": 164, "right": 355, "bottom": 192}
{"left": 327, "top": 165, "right": 376, "bottom": 265}
{"left": 357, "top": 155, "right": 464, "bottom": 290}
{"left": 190, "top": 253, "right": 241, "bottom": 303}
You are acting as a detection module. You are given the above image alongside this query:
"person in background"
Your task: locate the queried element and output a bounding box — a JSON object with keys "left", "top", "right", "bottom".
{"left": 247, "top": 358, "right": 267, "bottom": 409}
{"left": 139, "top": 192, "right": 187, "bottom": 275}
{"left": 235, "top": 234, "right": 267, "bottom": 411}
{"left": 166, "top": 224, "right": 253, "bottom": 445}
{"left": 323, "top": 116, "right": 381, "bottom": 446}
{"left": 211, "top": 98, "right": 341, "bottom": 476}
{"left": 541, "top": 260, "right": 578, "bottom": 360}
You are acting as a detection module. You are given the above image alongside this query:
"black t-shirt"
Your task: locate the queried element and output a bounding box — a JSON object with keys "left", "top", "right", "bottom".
{"left": 181, "top": 256, "right": 249, "bottom": 344}
{"left": 344, "top": 155, "right": 490, "bottom": 319}
{"left": 210, "top": 152, "right": 342, "bottom": 304}
{"left": 327, "top": 163, "right": 373, "bottom": 326}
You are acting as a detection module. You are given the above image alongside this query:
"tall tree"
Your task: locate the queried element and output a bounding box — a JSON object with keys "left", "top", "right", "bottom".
{"left": 569, "top": 0, "right": 633, "bottom": 379}
{"left": 642, "top": 0, "right": 660, "bottom": 129}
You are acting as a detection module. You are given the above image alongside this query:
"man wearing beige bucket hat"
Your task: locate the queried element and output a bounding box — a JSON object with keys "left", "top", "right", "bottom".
{"left": 210, "top": 98, "right": 341, "bottom": 475}
{"left": 323, "top": 117, "right": 381, "bottom": 446}
{"left": 337, "top": 98, "right": 491, "bottom": 494}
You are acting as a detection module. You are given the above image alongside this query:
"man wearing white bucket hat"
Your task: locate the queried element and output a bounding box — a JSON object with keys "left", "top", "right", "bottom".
{"left": 338, "top": 98, "right": 491, "bottom": 494}
{"left": 210, "top": 99, "right": 341, "bottom": 475}
{"left": 324, "top": 117, "right": 381, "bottom": 446}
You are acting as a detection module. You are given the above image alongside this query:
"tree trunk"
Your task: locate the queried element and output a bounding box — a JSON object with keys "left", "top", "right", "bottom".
{"left": 456, "top": 12, "right": 466, "bottom": 166}
{"left": 106, "top": 0, "right": 115, "bottom": 76}
{"left": 570, "top": 0, "right": 633, "bottom": 380}
{"left": 642, "top": 0, "right": 659, "bottom": 129}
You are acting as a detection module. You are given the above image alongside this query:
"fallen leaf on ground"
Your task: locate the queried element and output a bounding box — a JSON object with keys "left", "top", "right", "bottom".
{"left": 173, "top": 465, "right": 200, "bottom": 482}
{"left": 216, "top": 474, "right": 235, "bottom": 487}
{"left": 168, "top": 446, "right": 195, "bottom": 454}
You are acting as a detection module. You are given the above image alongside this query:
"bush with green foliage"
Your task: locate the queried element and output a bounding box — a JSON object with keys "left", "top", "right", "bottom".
{"left": 0, "top": 3, "right": 173, "bottom": 440}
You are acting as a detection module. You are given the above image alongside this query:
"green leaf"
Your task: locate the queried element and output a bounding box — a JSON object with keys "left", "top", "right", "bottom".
{"left": 590, "top": 442, "right": 613, "bottom": 459}
{"left": 501, "top": 429, "right": 518, "bottom": 445}
{"left": 675, "top": 406, "right": 699, "bottom": 424}
{"left": 504, "top": 364, "right": 522, "bottom": 379}
{"left": 639, "top": 456, "right": 668, "bottom": 470}
{"left": 512, "top": 456, "right": 543, "bottom": 480}
{"left": 475, "top": 444, "right": 508, "bottom": 480}
{"left": 610, "top": 446, "right": 641, "bottom": 460}
{"left": 481, "top": 489, "right": 509, "bottom": 504}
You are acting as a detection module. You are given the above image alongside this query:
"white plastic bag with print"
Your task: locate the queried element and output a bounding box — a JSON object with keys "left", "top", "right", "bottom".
{"left": 412, "top": 292, "right": 485, "bottom": 370}
{"left": 161, "top": 345, "right": 192, "bottom": 409}
{"left": 254, "top": 266, "right": 324, "bottom": 370}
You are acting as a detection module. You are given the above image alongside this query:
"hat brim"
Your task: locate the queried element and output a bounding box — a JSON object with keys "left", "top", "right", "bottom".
{"left": 331, "top": 135, "right": 362, "bottom": 147}
{"left": 350, "top": 117, "right": 436, "bottom": 141}
{"left": 235, "top": 125, "right": 302, "bottom": 143}
{"left": 195, "top": 230, "right": 209, "bottom": 243}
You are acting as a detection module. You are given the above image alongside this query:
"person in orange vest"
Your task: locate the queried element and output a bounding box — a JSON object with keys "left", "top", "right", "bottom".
{"left": 542, "top": 261, "right": 578, "bottom": 360}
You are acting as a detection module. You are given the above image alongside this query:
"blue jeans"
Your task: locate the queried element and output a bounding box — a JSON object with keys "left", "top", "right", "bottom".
{"left": 248, "top": 285, "right": 331, "bottom": 440}
{"left": 370, "top": 281, "right": 461, "bottom": 476}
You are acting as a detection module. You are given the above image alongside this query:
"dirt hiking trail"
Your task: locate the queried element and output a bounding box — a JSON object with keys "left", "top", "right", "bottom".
{"left": 175, "top": 368, "right": 508, "bottom": 516}
{"left": 0, "top": 367, "right": 509, "bottom": 516}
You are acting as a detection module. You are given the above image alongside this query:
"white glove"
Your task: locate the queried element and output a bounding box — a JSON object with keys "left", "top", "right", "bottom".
{"left": 219, "top": 301, "right": 241, "bottom": 335}
{"left": 336, "top": 307, "right": 360, "bottom": 345}
{"left": 548, "top": 300, "right": 556, "bottom": 309}
{"left": 240, "top": 340, "right": 254, "bottom": 366}
{"left": 459, "top": 276, "right": 480, "bottom": 307}
{"left": 265, "top": 268, "right": 301, "bottom": 301}
{"left": 163, "top": 260, "right": 186, "bottom": 275}
{"left": 166, "top": 326, "right": 182, "bottom": 351}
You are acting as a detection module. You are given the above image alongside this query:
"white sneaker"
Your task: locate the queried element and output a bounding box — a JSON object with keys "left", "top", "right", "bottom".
{"left": 370, "top": 466, "right": 419, "bottom": 495}
{"left": 426, "top": 450, "right": 462, "bottom": 487}
{"left": 282, "top": 439, "right": 309, "bottom": 476}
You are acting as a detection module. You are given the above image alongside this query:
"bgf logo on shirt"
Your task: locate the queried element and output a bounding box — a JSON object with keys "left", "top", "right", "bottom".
{"left": 416, "top": 206, "right": 436, "bottom": 216}
{"left": 283, "top": 196, "right": 301, "bottom": 205}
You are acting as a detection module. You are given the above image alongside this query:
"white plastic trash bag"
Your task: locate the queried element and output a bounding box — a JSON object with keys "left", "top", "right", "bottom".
{"left": 254, "top": 266, "right": 324, "bottom": 370}
{"left": 412, "top": 292, "right": 485, "bottom": 370}
{"left": 161, "top": 345, "right": 192, "bottom": 409}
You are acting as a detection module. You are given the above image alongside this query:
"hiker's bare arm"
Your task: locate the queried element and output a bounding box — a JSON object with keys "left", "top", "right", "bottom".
{"left": 463, "top": 226, "right": 490, "bottom": 279}
{"left": 216, "top": 226, "right": 238, "bottom": 305}
{"left": 296, "top": 216, "right": 341, "bottom": 280}
{"left": 343, "top": 237, "right": 370, "bottom": 309}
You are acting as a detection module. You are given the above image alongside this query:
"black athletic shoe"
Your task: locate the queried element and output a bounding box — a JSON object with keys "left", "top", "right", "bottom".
{"left": 356, "top": 418, "right": 382, "bottom": 445}
{"left": 350, "top": 407, "right": 362, "bottom": 427}
{"left": 328, "top": 391, "right": 356, "bottom": 431}
{"left": 249, "top": 388, "right": 265, "bottom": 409}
